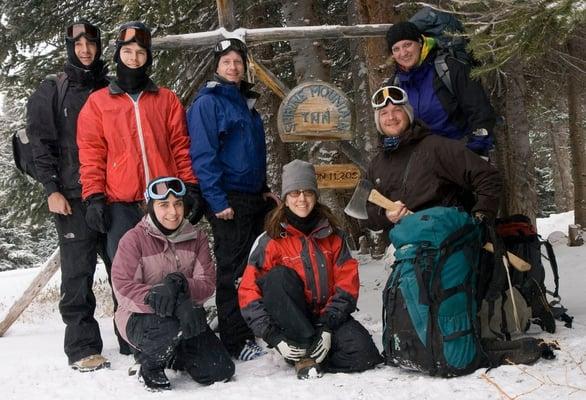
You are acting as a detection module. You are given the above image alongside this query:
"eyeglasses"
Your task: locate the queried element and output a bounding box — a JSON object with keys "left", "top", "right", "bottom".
{"left": 288, "top": 189, "right": 316, "bottom": 198}
{"left": 66, "top": 23, "right": 99, "bottom": 41}
{"left": 144, "top": 177, "right": 186, "bottom": 201}
{"left": 214, "top": 39, "right": 247, "bottom": 55}
{"left": 117, "top": 26, "right": 151, "bottom": 48}
{"left": 371, "top": 86, "right": 408, "bottom": 109}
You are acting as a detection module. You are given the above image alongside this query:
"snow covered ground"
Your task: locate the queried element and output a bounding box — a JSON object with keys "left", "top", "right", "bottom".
{"left": 0, "top": 212, "right": 585, "bottom": 400}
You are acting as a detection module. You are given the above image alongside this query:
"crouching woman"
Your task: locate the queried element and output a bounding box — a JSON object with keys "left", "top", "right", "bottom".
{"left": 112, "top": 176, "right": 234, "bottom": 391}
{"left": 238, "top": 160, "right": 383, "bottom": 379}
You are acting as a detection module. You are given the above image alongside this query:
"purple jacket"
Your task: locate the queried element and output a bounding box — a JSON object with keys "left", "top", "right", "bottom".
{"left": 111, "top": 216, "right": 215, "bottom": 343}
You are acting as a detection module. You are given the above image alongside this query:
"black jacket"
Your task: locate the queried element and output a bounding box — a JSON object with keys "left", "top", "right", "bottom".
{"left": 364, "top": 123, "right": 501, "bottom": 232}
{"left": 27, "top": 62, "right": 108, "bottom": 198}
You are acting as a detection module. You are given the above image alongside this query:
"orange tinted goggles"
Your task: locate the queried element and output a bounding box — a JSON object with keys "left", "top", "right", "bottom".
{"left": 117, "top": 27, "right": 151, "bottom": 48}
{"left": 66, "top": 23, "right": 99, "bottom": 41}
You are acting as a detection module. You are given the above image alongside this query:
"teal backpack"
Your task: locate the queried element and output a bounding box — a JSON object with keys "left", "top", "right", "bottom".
{"left": 382, "top": 207, "right": 484, "bottom": 377}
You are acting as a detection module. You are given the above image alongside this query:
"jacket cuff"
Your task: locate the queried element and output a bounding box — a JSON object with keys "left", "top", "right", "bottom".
{"left": 43, "top": 181, "right": 60, "bottom": 196}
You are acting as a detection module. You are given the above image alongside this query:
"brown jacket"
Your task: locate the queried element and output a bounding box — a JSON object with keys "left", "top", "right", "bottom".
{"left": 365, "top": 124, "right": 501, "bottom": 232}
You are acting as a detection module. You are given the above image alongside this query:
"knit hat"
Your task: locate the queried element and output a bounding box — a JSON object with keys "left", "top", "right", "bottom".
{"left": 213, "top": 38, "right": 248, "bottom": 73}
{"left": 386, "top": 22, "right": 423, "bottom": 52}
{"left": 374, "top": 103, "right": 415, "bottom": 134}
{"left": 281, "top": 159, "right": 319, "bottom": 198}
{"left": 113, "top": 21, "right": 152, "bottom": 68}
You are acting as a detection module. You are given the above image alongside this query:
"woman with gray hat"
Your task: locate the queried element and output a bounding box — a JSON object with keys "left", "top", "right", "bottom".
{"left": 238, "top": 159, "right": 382, "bottom": 380}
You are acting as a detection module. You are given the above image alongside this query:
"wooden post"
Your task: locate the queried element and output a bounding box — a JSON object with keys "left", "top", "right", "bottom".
{"left": 216, "top": 0, "right": 236, "bottom": 31}
{"left": 568, "top": 224, "right": 584, "bottom": 246}
{"left": 249, "top": 56, "right": 290, "bottom": 99}
{"left": 0, "top": 248, "right": 60, "bottom": 337}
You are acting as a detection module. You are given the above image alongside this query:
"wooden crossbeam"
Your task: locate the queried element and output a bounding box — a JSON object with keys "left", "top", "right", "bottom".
{"left": 152, "top": 24, "right": 392, "bottom": 50}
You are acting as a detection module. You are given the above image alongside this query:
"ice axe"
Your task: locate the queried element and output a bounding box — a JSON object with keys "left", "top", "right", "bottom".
{"left": 344, "top": 179, "right": 531, "bottom": 272}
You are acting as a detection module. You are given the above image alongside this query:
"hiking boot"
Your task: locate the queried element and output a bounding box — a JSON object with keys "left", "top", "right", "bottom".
{"left": 70, "top": 354, "right": 110, "bottom": 372}
{"left": 138, "top": 366, "right": 171, "bottom": 391}
{"left": 295, "top": 357, "right": 323, "bottom": 380}
{"left": 237, "top": 339, "right": 266, "bottom": 361}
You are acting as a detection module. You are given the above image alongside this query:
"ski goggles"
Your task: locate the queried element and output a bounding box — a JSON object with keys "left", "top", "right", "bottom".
{"left": 66, "top": 23, "right": 99, "bottom": 41}
{"left": 371, "top": 86, "right": 409, "bottom": 109}
{"left": 214, "top": 38, "right": 247, "bottom": 55}
{"left": 144, "top": 177, "right": 186, "bottom": 201}
{"left": 117, "top": 26, "right": 151, "bottom": 48}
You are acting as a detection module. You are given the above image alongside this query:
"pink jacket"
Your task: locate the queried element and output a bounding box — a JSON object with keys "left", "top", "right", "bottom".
{"left": 111, "top": 216, "right": 215, "bottom": 343}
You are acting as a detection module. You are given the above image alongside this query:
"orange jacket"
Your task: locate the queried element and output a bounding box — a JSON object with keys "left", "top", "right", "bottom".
{"left": 238, "top": 220, "right": 359, "bottom": 338}
{"left": 77, "top": 81, "right": 196, "bottom": 202}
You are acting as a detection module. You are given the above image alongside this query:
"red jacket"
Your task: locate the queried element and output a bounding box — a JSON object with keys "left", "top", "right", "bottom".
{"left": 77, "top": 81, "right": 196, "bottom": 202}
{"left": 238, "top": 220, "right": 359, "bottom": 339}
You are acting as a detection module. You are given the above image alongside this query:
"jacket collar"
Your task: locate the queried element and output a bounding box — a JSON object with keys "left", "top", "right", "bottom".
{"left": 108, "top": 78, "right": 158, "bottom": 95}
{"left": 282, "top": 218, "right": 333, "bottom": 240}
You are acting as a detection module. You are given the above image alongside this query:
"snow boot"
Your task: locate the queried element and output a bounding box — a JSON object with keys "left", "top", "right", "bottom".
{"left": 70, "top": 354, "right": 110, "bottom": 372}
{"left": 295, "top": 357, "right": 323, "bottom": 380}
{"left": 138, "top": 365, "right": 171, "bottom": 391}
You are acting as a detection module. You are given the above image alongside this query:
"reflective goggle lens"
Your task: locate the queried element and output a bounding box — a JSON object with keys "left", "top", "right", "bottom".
{"left": 371, "top": 86, "right": 408, "bottom": 109}
{"left": 117, "top": 27, "right": 151, "bottom": 48}
{"left": 145, "top": 178, "right": 186, "bottom": 201}
{"left": 214, "top": 39, "right": 246, "bottom": 54}
{"left": 66, "top": 23, "right": 99, "bottom": 41}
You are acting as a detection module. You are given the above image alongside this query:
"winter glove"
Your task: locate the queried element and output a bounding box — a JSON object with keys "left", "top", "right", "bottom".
{"left": 275, "top": 340, "right": 306, "bottom": 362}
{"left": 174, "top": 295, "right": 207, "bottom": 339}
{"left": 145, "top": 272, "right": 188, "bottom": 318}
{"left": 183, "top": 183, "right": 205, "bottom": 225}
{"left": 310, "top": 330, "right": 332, "bottom": 364}
{"left": 85, "top": 193, "right": 110, "bottom": 234}
{"left": 318, "top": 310, "right": 348, "bottom": 332}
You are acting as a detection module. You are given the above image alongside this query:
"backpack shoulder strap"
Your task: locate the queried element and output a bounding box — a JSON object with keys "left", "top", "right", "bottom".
{"left": 45, "top": 72, "right": 69, "bottom": 114}
{"left": 540, "top": 238, "right": 560, "bottom": 298}
{"left": 434, "top": 53, "right": 454, "bottom": 96}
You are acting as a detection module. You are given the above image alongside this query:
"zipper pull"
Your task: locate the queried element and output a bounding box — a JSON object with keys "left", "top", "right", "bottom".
{"left": 63, "top": 108, "right": 68, "bottom": 117}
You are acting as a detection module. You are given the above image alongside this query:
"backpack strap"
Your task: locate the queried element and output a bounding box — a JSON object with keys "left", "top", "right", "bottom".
{"left": 45, "top": 72, "right": 69, "bottom": 116}
{"left": 434, "top": 53, "right": 454, "bottom": 96}
{"left": 539, "top": 238, "right": 560, "bottom": 298}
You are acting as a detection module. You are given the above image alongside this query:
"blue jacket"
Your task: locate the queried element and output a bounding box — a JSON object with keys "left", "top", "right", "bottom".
{"left": 187, "top": 80, "right": 267, "bottom": 213}
{"left": 390, "top": 50, "right": 495, "bottom": 156}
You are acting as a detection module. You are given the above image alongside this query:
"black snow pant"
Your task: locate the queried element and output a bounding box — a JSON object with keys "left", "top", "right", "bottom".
{"left": 105, "top": 201, "right": 144, "bottom": 354}
{"left": 208, "top": 191, "right": 273, "bottom": 357}
{"left": 126, "top": 313, "right": 235, "bottom": 385}
{"left": 258, "top": 266, "right": 383, "bottom": 372}
{"left": 55, "top": 198, "right": 110, "bottom": 364}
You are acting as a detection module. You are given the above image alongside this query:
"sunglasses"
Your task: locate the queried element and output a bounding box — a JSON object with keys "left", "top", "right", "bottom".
{"left": 288, "top": 189, "right": 316, "bottom": 198}
{"left": 371, "top": 86, "right": 408, "bottom": 109}
{"left": 214, "top": 39, "right": 247, "bottom": 55}
{"left": 66, "top": 23, "right": 99, "bottom": 41}
{"left": 144, "top": 177, "right": 186, "bottom": 201}
{"left": 117, "top": 26, "right": 151, "bottom": 48}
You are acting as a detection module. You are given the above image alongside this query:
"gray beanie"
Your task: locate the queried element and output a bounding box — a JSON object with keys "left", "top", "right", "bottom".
{"left": 374, "top": 102, "right": 415, "bottom": 134}
{"left": 281, "top": 159, "right": 319, "bottom": 198}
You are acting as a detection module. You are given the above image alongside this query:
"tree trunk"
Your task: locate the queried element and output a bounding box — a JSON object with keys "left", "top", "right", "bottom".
{"left": 567, "top": 27, "right": 586, "bottom": 227}
{"left": 546, "top": 104, "right": 574, "bottom": 212}
{"left": 240, "top": 1, "right": 290, "bottom": 193}
{"left": 499, "top": 59, "right": 538, "bottom": 222}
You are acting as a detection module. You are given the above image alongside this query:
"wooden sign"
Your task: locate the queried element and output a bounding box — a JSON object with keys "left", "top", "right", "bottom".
{"left": 315, "top": 164, "right": 361, "bottom": 189}
{"left": 277, "top": 81, "right": 354, "bottom": 142}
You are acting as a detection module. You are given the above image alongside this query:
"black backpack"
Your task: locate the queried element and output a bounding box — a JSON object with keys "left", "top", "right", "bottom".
{"left": 407, "top": 7, "right": 477, "bottom": 95}
{"left": 12, "top": 73, "right": 69, "bottom": 181}
{"left": 477, "top": 214, "right": 573, "bottom": 340}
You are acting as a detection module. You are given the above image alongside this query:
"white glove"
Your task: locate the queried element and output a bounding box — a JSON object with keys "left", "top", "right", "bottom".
{"left": 276, "top": 340, "right": 306, "bottom": 362}
{"left": 310, "top": 330, "right": 332, "bottom": 363}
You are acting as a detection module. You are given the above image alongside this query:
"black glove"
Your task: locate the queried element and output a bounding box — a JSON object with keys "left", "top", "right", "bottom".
{"left": 145, "top": 272, "right": 188, "bottom": 318}
{"left": 174, "top": 295, "right": 207, "bottom": 339}
{"left": 85, "top": 193, "right": 110, "bottom": 234}
{"left": 183, "top": 183, "right": 204, "bottom": 225}
{"left": 318, "top": 310, "right": 347, "bottom": 332}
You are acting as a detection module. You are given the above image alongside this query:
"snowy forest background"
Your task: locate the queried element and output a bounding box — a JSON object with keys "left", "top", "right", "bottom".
{"left": 0, "top": 0, "right": 584, "bottom": 271}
